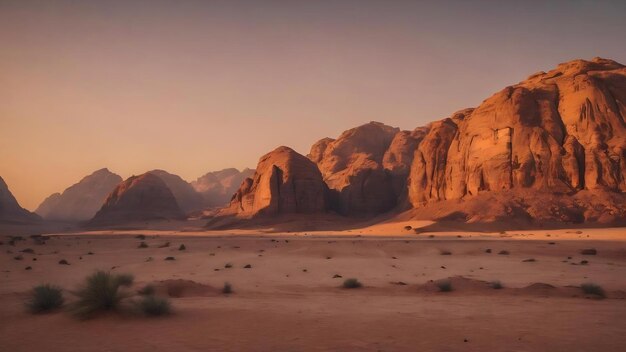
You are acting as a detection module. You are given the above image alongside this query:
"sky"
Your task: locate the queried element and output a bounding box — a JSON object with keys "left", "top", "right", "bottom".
{"left": 1, "top": 0, "right": 626, "bottom": 211}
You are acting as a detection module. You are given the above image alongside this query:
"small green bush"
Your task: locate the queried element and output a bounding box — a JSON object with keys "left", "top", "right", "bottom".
{"left": 581, "top": 283, "right": 605, "bottom": 298}
{"left": 71, "top": 271, "right": 134, "bottom": 319}
{"left": 436, "top": 279, "right": 453, "bottom": 292}
{"left": 27, "top": 284, "right": 64, "bottom": 313}
{"left": 342, "top": 278, "right": 362, "bottom": 289}
{"left": 138, "top": 296, "right": 171, "bottom": 316}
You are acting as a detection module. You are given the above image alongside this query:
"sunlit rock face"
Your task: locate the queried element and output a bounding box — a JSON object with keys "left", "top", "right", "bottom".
{"left": 408, "top": 57, "right": 626, "bottom": 208}
{"left": 229, "top": 146, "right": 328, "bottom": 216}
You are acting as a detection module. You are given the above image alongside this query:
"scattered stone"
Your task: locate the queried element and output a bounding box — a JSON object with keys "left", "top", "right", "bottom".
{"left": 522, "top": 258, "right": 536, "bottom": 262}
{"left": 164, "top": 256, "right": 176, "bottom": 261}
{"left": 179, "top": 244, "right": 186, "bottom": 251}
{"left": 244, "top": 264, "right": 252, "bottom": 268}
{"left": 580, "top": 248, "right": 597, "bottom": 255}
{"left": 498, "top": 250, "right": 510, "bottom": 255}
{"left": 58, "top": 259, "right": 69, "bottom": 265}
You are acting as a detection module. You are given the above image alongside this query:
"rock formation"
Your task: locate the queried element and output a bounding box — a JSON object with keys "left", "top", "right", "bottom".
{"left": 226, "top": 58, "right": 626, "bottom": 224}
{"left": 35, "top": 168, "right": 122, "bottom": 221}
{"left": 228, "top": 146, "right": 328, "bottom": 216}
{"left": 192, "top": 168, "right": 254, "bottom": 207}
{"left": 89, "top": 173, "right": 184, "bottom": 225}
{"left": 0, "top": 176, "right": 41, "bottom": 223}
{"left": 308, "top": 121, "right": 423, "bottom": 215}
{"left": 148, "top": 170, "right": 204, "bottom": 214}
{"left": 408, "top": 58, "right": 626, "bottom": 209}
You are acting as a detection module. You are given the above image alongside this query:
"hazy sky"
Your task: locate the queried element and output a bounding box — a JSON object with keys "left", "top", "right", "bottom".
{"left": 1, "top": 0, "right": 626, "bottom": 210}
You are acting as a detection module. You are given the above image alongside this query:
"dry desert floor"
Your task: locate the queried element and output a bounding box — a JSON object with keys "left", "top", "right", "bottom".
{"left": 1, "top": 227, "right": 626, "bottom": 351}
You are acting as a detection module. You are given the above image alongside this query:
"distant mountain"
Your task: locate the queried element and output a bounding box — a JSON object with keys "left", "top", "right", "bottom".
{"left": 222, "top": 57, "right": 626, "bottom": 225}
{"left": 0, "top": 176, "right": 41, "bottom": 223}
{"left": 148, "top": 170, "right": 204, "bottom": 214}
{"left": 89, "top": 173, "right": 184, "bottom": 226}
{"left": 35, "top": 168, "right": 122, "bottom": 221}
{"left": 192, "top": 168, "right": 254, "bottom": 207}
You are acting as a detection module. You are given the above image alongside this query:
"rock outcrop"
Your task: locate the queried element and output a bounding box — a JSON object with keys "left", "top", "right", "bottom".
{"left": 89, "top": 173, "right": 184, "bottom": 225}
{"left": 308, "top": 122, "right": 401, "bottom": 215}
{"left": 192, "top": 168, "right": 254, "bottom": 207}
{"left": 148, "top": 170, "right": 204, "bottom": 214}
{"left": 35, "top": 168, "right": 122, "bottom": 221}
{"left": 0, "top": 176, "right": 41, "bottom": 223}
{"left": 408, "top": 57, "right": 626, "bottom": 212}
{"left": 229, "top": 146, "right": 328, "bottom": 216}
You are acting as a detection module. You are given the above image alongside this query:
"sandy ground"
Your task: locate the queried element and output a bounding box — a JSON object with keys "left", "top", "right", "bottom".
{"left": 1, "top": 228, "right": 626, "bottom": 351}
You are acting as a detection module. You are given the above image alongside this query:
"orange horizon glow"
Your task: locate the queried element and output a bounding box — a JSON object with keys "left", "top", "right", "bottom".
{"left": 2, "top": 1, "right": 626, "bottom": 210}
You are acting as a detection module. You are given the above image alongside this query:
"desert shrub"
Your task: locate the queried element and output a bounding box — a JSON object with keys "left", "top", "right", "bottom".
{"left": 491, "top": 280, "right": 503, "bottom": 289}
{"left": 581, "top": 283, "right": 605, "bottom": 298}
{"left": 138, "top": 242, "right": 148, "bottom": 248}
{"left": 138, "top": 296, "right": 171, "bottom": 316}
{"left": 138, "top": 284, "right": 155, "bottom": 296}
{"left": 342, "top": 278, "right": 362, "bottom": 289}
{"left": 222, "top": 282, "right": 233, "bottom": 294}
{"left": 178, "top": 244, "right": 186, "bottom": 251}
{"left": 27, "top": 284, "right": 64, "bottom": 313}
{"left": 440, "top": 250, "right": 452, "bottom": 255}
{"left": 436, "top": 279, "right": 453, "bottom": 292}
{"left": 71, "top": 271, "right": 134, "bottom": 318}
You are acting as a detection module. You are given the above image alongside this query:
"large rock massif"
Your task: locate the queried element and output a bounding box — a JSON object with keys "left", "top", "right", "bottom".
{"left": 89, "top": 173, "right": 184, "bottom": 225}
{"left": 228, "top": 147, "right": 328, "bottom": 216}
{"left": 228, "top": 58, "right": 626, "bottom": 224}
{"left": 148, "top": 170, "right": 204, "bottom": 214}
{"left": 35, "top": 168, "right": 122, "bottom": 221}
{"left": 0, "top": 176, "right": 41, "bottom": 223}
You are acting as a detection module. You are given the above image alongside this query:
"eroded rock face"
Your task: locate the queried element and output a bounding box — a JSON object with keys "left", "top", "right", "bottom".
{"left": 308, "top": 122, "right": 403, "bottom": 215}
{"left": 229, "top": 146, "right": 328, "bottom": 216}
{"left": 35, "top": 168, "right": 122, "bottom": 221}
{"left": 89, "top": 173, "right": 183, "bottom": 225}
{"left": 408, "top": 57, "right": 626, "bottom": 210}
{"left": 148, "top": 170, "right": 204, "bottom": 214}
{"left": 0, "top": 176, "right": 41, "bottom": 223}
{"left": 192, "top": 168, "right": 255, "bottom": 207}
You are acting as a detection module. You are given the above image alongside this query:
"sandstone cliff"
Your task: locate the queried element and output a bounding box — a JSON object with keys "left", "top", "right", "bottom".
{"left": 148, "top": 170, "right": 204, "bottom": 214}
{"left": 192, "top": 168, "right": 255, "bottom": 207}
{"left": 229, "top": 146, "right": 328, "bottom": 216}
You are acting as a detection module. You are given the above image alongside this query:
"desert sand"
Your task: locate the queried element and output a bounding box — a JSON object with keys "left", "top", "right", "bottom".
{"left": 1, "top": 225, "right": 625, "bottom": 352}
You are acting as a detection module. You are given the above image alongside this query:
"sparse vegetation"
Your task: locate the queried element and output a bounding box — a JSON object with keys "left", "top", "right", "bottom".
{"left": 581, "top": 283, "right": 605, "bottom": 298}
{"left": 138, "top": 284, "right": 155, "bottom": 296}
{"left": 491, "top": 281, "right": 503, "bottom": 289}
{"left": 70, "top": 271, "right": 134, "bottom": 319}
{"left": 26, "top": 284, "right": 64, "bottom": 313}
{"left": 342, "top": 278, "right": 362, "bottom": 289}
{"left": 222, "top": 282, "right": 233, "bottom": 294}
{"left": 138, "top": 296, "right": 171, "bottom": 316}
{"left": 138, "top": 241, "right": 148, "bottom": 248}
{"left": 178, "top": 244, "right": 186, "bottom": 251}
{"left": 436, "top": 279, "right": 453, "bottom": 292}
